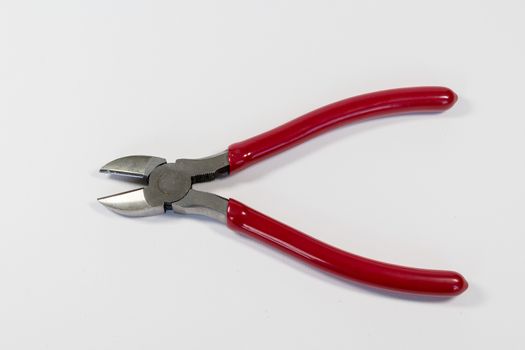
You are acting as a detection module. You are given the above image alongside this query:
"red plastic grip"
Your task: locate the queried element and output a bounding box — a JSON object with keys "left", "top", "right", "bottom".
{"left": 227, "top": 198, "right": 467, "bottom": 296}
{"left": 228, "top": 86, "right": 457, "bottom": 172}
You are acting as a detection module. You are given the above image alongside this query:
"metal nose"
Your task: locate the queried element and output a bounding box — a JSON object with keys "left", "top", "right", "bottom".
{"left": 99, "top": 155, "right": 166, "bottom": 181}
{"left": 97, "top": 188, "right": 165, "bottom": 217}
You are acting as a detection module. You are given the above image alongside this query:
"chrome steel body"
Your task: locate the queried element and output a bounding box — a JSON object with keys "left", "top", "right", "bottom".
{"left": 98, "top": 151, "right": 230, "bottom": 222}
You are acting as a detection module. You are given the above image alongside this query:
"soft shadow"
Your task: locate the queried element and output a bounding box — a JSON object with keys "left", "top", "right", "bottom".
{"left": 91, "top": 100, "right": 476, "bottom": 302}
{"left": 90, "top": 203, "right": 481, "bottom": 303}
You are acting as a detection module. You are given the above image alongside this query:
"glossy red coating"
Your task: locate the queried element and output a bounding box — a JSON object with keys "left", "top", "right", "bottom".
{"left": 227, "top": 199, "right": 467, "bottom": 296}
{"left": 228, "top": 86, "right": 457, "bottom": 172}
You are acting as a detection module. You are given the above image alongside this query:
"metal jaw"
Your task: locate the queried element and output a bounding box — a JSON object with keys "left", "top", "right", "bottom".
{"left": 98, "top": 151, "right": 230, "bottom": 222}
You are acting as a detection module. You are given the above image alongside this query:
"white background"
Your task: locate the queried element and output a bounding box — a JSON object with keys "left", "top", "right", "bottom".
{"left": 1, "top": 1, "right": 524, "bottom": 349}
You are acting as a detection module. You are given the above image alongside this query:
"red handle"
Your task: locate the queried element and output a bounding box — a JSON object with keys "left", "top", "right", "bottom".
{"left": 227, "top": 199, "right": 467, "bottom": 296}
{"left": 228, "top": 86, "right": 457, "bottom": 172}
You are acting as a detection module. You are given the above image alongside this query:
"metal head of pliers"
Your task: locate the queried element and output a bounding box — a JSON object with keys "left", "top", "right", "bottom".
{"left": 98, "top": 151, "right": 230, "bottom": 222}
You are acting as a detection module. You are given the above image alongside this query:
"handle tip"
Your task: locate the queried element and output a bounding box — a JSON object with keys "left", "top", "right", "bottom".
{"left": 447, "top": 271, "right": 468, "bottom": 296}
{"left": 441, "top": 87, "right": 458, "bottom": 109}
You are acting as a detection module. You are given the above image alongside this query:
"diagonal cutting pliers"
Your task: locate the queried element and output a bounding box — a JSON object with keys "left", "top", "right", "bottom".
{"left": 98, "top": 86, "right": 468, "bottom": 296}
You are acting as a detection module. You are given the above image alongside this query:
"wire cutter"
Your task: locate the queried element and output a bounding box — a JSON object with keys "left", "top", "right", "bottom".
{"left": 98, "top": 86, "right": 468, "bottom": 296}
